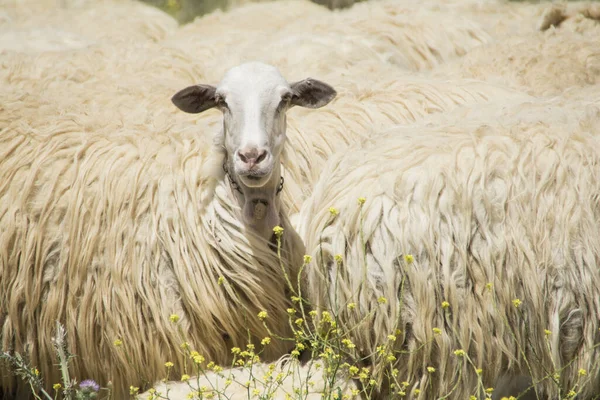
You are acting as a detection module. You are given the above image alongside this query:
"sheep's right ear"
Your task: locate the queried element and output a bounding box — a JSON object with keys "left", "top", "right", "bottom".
{"left": 290, "top": 78, "right": 336, "bottom": 109}
{"left": 172, "top": 84, "right": 218, "bottom": 114}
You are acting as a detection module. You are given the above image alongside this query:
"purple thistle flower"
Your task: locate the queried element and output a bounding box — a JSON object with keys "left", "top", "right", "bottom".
{"left": 79, "top": 379, "right": 100, "bottom": 392}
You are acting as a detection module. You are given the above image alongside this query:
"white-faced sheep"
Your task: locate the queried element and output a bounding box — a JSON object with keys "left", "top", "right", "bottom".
{"left": 297, "top": 116, "right": 600, "bottom": 399}
{"left": 0, "top": 62, "right": 336, "bottom": 398}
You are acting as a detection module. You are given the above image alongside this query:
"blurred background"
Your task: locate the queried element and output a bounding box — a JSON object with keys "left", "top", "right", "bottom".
{"left": 141, "top": 0, "right": 590, "bottom": 24}
{"left": 141, "top": 0, "right": 363, "bottom": 23}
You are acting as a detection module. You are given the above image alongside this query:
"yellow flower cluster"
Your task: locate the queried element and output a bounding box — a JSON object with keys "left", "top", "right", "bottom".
{"left": 512, "top": 299, "right": 522, "bottom": 308}
{"left": 190, "top": 351, "right": 205, "bottom": 364}
{"left": 453, "top": 349, "right": 465, "bottom": 357}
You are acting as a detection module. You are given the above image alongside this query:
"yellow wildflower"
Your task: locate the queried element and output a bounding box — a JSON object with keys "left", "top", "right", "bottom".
{"left": 212, "top": 365, "right": 223, "bottom": 373}
{"left": 193, "top": 354, "right": 205, "bottom": 364}
{"left": 113, "top": 339, "right": 123, "bottom": 347}
{"left": 427, "top": 367, "right": 436, "bottom": 373}
{"left": 512, "top": 299, "right": 522, "bottom": 308}
{"left": 403, "top": 254, "right": 414, "bottom": 264}
{"left": 164, "top": 361, "right": 174, "bottom": 368}
{"left": 303, "top": 255, "right": 312, "bottom": 264}
{"left": 454, "top": 349, "right": 465, "bottom": 357}
{"left": 169, "top": 314, "right": 180, "bottom": 323}
{"left": 130, "top": 386, "right": 139, "bottom": 395}
{"left": 181, "top": 374, "right": 190, "bottom": 382}
{"left": 272, "top": 226, "right": 284, "bottom": 237}
{"left": 329, "top": 207, "right": 339, "bottom": 216}
{"left": 257, "top": 311, "right": 268, "bottom": 320}
{"left": 358, "top": 197, "right": 366, "bottom": 205}
{"left": 261, "top": 337, "right": 271, "bottom": 345}
{"left": 53, "top": 383, "right": 61, "bottom": 391}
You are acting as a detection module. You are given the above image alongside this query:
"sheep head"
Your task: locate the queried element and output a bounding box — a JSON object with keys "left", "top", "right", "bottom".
{"left": 172, "top": 62, "right": 336, "bottom": 237}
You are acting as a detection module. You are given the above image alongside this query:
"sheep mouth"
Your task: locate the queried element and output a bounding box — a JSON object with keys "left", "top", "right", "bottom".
{"left": 237, "top": 170, "right": 273, "bottom": 188}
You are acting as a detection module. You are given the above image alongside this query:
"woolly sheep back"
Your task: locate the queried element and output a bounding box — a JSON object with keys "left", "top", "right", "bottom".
{"left": 298, "top": 118, "right": 600, "bottom": 399}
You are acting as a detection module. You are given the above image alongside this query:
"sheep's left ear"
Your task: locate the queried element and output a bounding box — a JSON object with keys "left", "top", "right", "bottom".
{"left": 172, "top": 84, "right": 218, "bottom": 114}
{"left": 290, "top": 78, "right": 337, "bottom": 109}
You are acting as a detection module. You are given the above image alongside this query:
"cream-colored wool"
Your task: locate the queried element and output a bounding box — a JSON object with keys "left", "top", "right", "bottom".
{"left": 138, "top": 357, "right": 359, "bottom": 399}
{"left": 0, "top": 96, "right": 305, "bottom": 398}
{"left": 166, "top": 0, "right": 492, "bottom": 80}
{"left": 434, "top": 21, "right": 600, "bottom": 96}
{"left": 0, "top": 0, "right": 177, "bottom": 49}
{"left": 282, "top": 78, "right": 531, "bottom": 210}
{"left": 298, "top": 116, "right": 600, "bottom": 399}
{"left": 537, "top": 2, "right": 600, "bottom": 32}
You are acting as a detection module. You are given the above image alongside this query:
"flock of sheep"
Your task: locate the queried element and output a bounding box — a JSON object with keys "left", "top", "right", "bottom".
{"left": 1, "top": 0, "right": 600, "bottom": 398}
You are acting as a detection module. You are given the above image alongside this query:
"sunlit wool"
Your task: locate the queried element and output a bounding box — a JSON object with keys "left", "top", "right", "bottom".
{"left": 298, "top": 112, "right": 600, "bottom": 399}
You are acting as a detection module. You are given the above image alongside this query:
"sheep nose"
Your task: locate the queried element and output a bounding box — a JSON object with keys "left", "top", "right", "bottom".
{"left": 238, "top": 147, "right": 268, "bottom": 167}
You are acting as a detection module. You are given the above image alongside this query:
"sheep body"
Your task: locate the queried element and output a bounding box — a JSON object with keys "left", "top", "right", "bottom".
{"left": 298, "top": 116, "right": 600, "bottom": 399}
{"left": 0, "top": 94, "right": 303, "bottom": 399}
{"left": 434, "top": 21, "right": 600, "bottom": 96}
